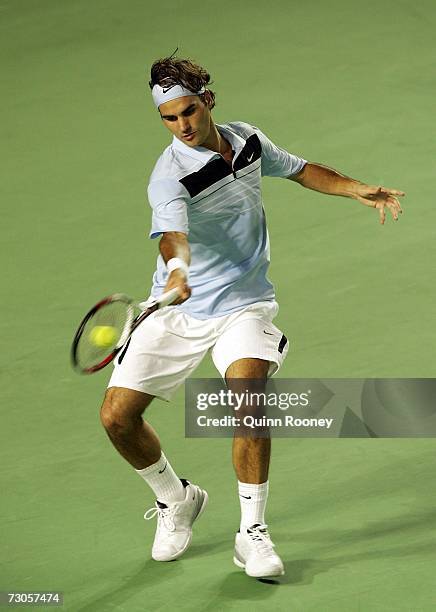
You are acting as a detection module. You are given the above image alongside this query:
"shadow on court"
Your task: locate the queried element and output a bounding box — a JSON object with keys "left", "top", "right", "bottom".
{"left": 279, "top": 505, "right": 436, "bottom": 548}
{"left": 280, "top": 536, "right": 436, "bottom": 588}
{"left": 74, "top": 560, "right": 184, "bottom": 611}
{"left": 73, "top": 536, "right": 231, "bottom": 611}
{"left": 183, "top": 537, "right": 232, "bottom": 559}
{"left": 198, "top": 571, "right": 278, "bottom": 611}
{"left": 64, "top": 515, "right": 436, "bottom": 610}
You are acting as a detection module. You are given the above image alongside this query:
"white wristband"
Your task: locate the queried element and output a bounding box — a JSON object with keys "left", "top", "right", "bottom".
{"left": 167, "top": 257, "right": 189, "bottom": 279}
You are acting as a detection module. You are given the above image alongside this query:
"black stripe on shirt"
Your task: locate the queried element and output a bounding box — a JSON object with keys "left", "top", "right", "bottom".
{"left": 179, "top": 134, "right": 262, "bottom": 198}
{"left": 233, "top": 134, "right": 262, "bottom": 172}
{"left": 180, "top": 157, "right": 233, "bottom": 198}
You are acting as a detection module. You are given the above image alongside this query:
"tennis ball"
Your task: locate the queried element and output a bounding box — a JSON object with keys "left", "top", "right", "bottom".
{"left": 89, "top": 325, "right": 117, "bottom": 348}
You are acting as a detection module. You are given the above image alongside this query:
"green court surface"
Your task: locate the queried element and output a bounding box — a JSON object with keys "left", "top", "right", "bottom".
{"left": 1, "top": 0, "right": 436, "bottom": 610}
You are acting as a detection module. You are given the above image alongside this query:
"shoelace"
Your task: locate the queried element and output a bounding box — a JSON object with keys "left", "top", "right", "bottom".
{"left": 247, "top": 524, "right": 275, "bottom": 554}
{"left": 144, "top": 503, "right": 176, "bottom": 532}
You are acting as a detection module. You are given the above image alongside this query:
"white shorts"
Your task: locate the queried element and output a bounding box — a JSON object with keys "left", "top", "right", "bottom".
{"left": 107, "top": 301, "right": 289, "bottom": 401}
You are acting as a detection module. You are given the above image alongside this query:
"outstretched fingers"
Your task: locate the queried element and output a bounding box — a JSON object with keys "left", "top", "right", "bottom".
{"left": 388, "top": 196, "right": 403, "bottom": 220}
{"left": 357, "top": 189, "right": 405, "bottom": 224}
{"left": 380, "top": 187, "right": 406, "bottom": 197}
{"left": 377, "top": 203, "right": 386, "bottom": 225}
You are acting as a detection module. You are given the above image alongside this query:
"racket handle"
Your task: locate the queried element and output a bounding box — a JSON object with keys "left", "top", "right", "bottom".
{"left": 138, "top": 287, "right": 181, "bottom": 310}
{"left": 157, "top": 287, "right": 181, "bottom": 308}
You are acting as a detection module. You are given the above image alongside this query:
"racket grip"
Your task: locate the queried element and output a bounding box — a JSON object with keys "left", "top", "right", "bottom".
{"left": 157, "top": 287, "right": 181, "bottom": 308}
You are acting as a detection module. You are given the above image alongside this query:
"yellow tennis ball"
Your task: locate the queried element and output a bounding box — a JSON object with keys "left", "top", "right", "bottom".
{"left": 89, "top": 325, "right": 118, "bottom": 348}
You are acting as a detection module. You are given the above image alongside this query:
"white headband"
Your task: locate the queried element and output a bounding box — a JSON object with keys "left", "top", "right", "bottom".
{"left": 152, "top": 83, "right": 206, "bottom": 109}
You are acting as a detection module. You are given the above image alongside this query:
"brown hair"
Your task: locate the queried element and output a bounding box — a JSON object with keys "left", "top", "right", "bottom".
{"left": 149, "top": 49, "right": 216, "bottom": 110}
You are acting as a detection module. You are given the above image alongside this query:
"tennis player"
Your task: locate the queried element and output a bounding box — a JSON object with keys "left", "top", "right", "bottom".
{"left": 99, "top": 54, "right": 404, "bottom": 578}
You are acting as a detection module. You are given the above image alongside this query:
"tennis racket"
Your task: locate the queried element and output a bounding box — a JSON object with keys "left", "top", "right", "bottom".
{"left": 71, "top": 288, "right": 180, "bottom": 374}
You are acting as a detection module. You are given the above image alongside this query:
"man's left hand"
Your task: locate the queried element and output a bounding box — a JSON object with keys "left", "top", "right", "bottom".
{"left": 353, "top": 184, "right": 405, "bottom": 225}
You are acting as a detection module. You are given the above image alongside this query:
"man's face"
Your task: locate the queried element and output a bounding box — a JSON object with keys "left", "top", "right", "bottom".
{"left": 159, "top": 94, "right": 211, "bottom": 147}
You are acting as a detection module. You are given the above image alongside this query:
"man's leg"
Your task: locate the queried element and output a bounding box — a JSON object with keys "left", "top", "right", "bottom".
{"left": 100, "top": 386, "right": 186, "bottom": 502}
{"left": 100, "top": 386, "right": 208, "bottom": 561}
{"left": 100, "top": 386, "right": 160, "bottom": 469}
{"left": 226, "top": 357, "right": 284, "bottom": 578}
{"left": 226, "top": 358, "right": 270, "bottom": 485}
{"left": 226, "top": 358, "right": 270, "bottom": 529}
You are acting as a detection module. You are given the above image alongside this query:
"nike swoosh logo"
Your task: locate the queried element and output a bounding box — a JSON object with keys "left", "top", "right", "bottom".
{"left": 263, "top": 330, "right": 274, "bottom": 336}
{"left": 158, "top": 462, "right": 167, "bottom": 474}
{"left": 162, "top": 86, "right": 173, "bottom": 94}
{"left": 240, "top": 495, "right": 252, "bottom": 499}
{"left": 247, "top": 153, "right": 254, "bottom": 162}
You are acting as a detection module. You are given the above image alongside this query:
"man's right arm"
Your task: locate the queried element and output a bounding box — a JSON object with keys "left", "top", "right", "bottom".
{"left": 159, "top": 231, "right": 191, "bottom": 304}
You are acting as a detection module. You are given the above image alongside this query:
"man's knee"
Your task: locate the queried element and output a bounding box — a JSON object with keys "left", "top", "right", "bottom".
{"left": 100, "top": 387, "right": 154, "bottom": 435}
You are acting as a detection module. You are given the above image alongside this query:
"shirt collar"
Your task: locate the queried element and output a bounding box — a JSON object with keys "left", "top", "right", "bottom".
{"left": 171, "top": 123, "right": 246, "bottom": 163}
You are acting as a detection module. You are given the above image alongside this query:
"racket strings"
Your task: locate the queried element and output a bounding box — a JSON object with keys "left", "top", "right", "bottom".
{"left": 74, "top": 301, "right": 133, "bottom": 371}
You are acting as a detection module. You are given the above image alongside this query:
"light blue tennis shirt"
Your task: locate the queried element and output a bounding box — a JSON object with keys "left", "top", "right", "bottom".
{"left": 147, "top": 121, "right": 306, "bottom": 319}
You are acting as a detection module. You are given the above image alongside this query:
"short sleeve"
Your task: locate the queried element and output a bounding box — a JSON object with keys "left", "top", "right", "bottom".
{"left": 251, "top": 125, "right": 307, "bottom": 178}
{"left": 147, "top": 178, "right": 190, "bottom": 239}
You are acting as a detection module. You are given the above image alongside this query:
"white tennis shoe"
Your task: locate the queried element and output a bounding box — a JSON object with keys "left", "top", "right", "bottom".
{"left": 233, "top": 524, "right": 285, "bottom": 578}
{"left": 144, "top": 479, "right": 208, "bottom": 561}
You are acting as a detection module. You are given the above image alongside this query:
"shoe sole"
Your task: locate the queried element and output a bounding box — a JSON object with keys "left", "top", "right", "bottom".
{"left": 153, "top": 489, "right": 209, "bottom": 562}
{"left": 233, "top": 554, "right": 285, "bottom": 578}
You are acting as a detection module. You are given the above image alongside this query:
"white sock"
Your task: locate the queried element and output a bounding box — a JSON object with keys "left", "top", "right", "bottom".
{"left": 238, "top": 480, "right": 269, "bottom": 532}
{"left": 135, "top": 452, "right": 185, "bottom": 504}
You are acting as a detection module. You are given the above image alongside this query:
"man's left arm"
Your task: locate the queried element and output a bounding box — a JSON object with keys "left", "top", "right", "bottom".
{"left": 288, "top": 162, "right": 405, "bottom": 225}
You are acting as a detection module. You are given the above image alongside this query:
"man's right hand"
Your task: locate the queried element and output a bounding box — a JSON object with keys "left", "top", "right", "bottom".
{"left": 164, "top": 269, "right": 191, "bottom": 304}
